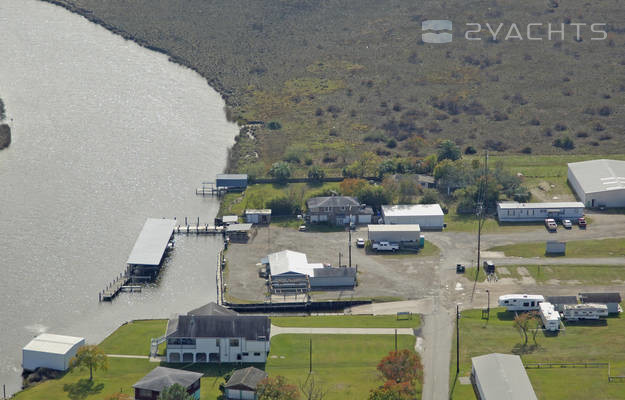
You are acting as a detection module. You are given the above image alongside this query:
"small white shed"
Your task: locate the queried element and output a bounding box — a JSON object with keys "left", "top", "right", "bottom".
{"left": 22, "top": 333, "right": 85, "bottom": 372}
{"left": 381, "top": 204, "right": 444, "bottom": 229}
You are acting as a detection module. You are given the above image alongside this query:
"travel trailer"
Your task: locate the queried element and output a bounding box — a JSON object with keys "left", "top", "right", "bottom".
{"left": 562, "top": 303, "right": 609, "bottom": 321}
{"left": 498, "top": 294, "right": 545, "bottom": 311}
{"left": 538, "top": 302, "right": 561, "bottom": 331}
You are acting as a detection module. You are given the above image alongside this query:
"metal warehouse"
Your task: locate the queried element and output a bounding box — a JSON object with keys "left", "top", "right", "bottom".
{"left": 368, "top": 224, "right": 422, "bottom": 243}
{"left": 497, "top": 202, "right": 584, "bottom": 222}
{"left": 22, "top": 333, "right": 85, "bottom": 372}
{"left": 568, "top": 159, "right": 625, "bottom": 208}
{"left": 381, "top": 204, "right": 444, "bottom": 229}
{"left": 471, "top": 353, "right": 537, "bottom": 400}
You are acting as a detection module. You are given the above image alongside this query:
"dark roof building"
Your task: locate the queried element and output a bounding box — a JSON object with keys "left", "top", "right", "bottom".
{"left": 306, "top": 196, "right": 360, "bottom": 209}
{"left": 546, "top": 296, "right": 578, "bottom": 305}
{"left": 187, "top": 302, "right": 238, "bottom": 317}
{"left": 133, "top": 367, "right": 202, "bottom": 400}
{"left": 225, "top": 366, "right": 268, "bottom": 391}
{"left": 167, "top": 315, "right": 271, "bottom": 341}
{"left": 579, "top": 292, "right": 622, "bottom": 313}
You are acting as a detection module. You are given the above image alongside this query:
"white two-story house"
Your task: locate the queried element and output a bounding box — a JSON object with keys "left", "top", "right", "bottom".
{"left": 165, "top": 314, "right": 271, "bottom": 364}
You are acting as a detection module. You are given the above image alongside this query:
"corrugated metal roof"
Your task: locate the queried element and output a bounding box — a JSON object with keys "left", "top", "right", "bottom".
{"left": 245, "top": 209, "right": 272, "bottom": 215}
{"left": 133, "top": 367, "right": 202, "bottom": 391}
{"left": 497, "top": 201, "right": 584, "bottom": 209}
{"left": 126, "top": 219, "right": 175, "bottom": 266}
{"left": 569, "top": 159, "right": 625, "bottom": 194}
{"left": 268, "top": 250, "right": 319, "bottom": 277}
{"left": 368, "top": 224, "right": 421, "bottom": 232}
{"left": 225, "top": 367, "right": 268, "bottom": 390}
{"left": 23, "top": 334, "right": 84, "bottom": 355}
{"left": 472, "top": 353, "right": 537, "bottom": 400}
{"left": 382, "top": 204, "right": 444, "bottom": 216}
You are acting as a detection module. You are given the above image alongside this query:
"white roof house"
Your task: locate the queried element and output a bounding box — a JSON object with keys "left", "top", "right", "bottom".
{"left": 23, "top": 334, "right": 85, "bottom": 372}
{"left": 471, "top": 353, "right": 537, "bottom": 400}
{"left": 568, "top": 159, "right": 625, "bottom": 208}
{"left": 497, "top": 202, "right": 584, "bottom": 222}
{"left": 267, "top": 250, "right": 323, "bottom": 277}
{"left": 381, "top": 204, "right": 444, "bottom": 229}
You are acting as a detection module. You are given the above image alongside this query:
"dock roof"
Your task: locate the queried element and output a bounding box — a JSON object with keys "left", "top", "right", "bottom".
{"left": 126, "top": 218, "right": 176, "bottom": 266}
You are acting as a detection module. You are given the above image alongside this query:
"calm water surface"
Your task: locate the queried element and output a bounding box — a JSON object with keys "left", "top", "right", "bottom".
{"left": 0, "top": 0, "right": 237, "bottom": 394}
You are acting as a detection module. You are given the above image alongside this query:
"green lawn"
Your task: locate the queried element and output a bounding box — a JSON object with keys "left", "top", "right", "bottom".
{"left": 444, "top": 207, "right": 546, "bottom": 233}
{"left": 271, "top": 314, "right": 420, "bottom": 328}
{"left": 98, "top": 320, "right": 167, "bottom": 356}
{"left": 466, "top": 264, "right": 625, "bottom": 285}
{"left": 450, "top": 308, "right": 625, "bottom": 400}
{"left": 268, "top": 334, "right": 420, "bottom": 400}
{"left": 490, "top": 238, "right": 625, "bottom": 258}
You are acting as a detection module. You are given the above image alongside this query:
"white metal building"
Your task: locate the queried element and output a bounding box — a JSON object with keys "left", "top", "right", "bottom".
{"left": 22, "top": 333, "right": 85, "bottom": 372}
{"left": 497, "top": 202, "right": 584, "bottom": 222}
{"left": 471, "top": 353, "right": 537, "bottom": 400}
{"left": 381, "top": 204, "right": 444, "bottom": 229}
{"left": 568, "top": 159, "right": 625, "bottom": 208}
{"left": 265, "top": 250, "right": 356, "bottom": 289}
{"left": 368, "top": 224, "right": 421, "bottom": 243}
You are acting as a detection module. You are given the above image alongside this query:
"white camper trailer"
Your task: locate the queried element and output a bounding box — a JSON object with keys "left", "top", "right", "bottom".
{"left": 539, "top": 302, "right": 561, "bottom": 331}
{"left": 498, "top": 294, "right": 545, "bottom": 311}
{"left": 562, "top": 303, "right": 609, "bottom": 320}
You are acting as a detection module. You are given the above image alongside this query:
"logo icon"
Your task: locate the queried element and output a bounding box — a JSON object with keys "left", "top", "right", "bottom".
{"left": 422, "top": 20, "right": 453, "bottom": 43}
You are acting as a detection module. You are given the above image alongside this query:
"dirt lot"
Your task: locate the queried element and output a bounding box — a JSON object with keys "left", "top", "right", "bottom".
{"left": 224, "top": 226, "right": 440, "bottom": 302}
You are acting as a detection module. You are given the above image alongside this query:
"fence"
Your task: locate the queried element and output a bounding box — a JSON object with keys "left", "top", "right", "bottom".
{"left": 525, "top": 362, "right": 625, "bottom": 383}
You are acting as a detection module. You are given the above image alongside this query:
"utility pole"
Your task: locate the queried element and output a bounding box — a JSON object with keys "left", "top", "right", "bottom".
{"left": 456, "top": 305, "right": 460, "bottom": 374}
{"left": 338, "top": 252, "right": 342, "bottom": 268}
{"left": 309, "top": 338, "right": 312, "bottom": 374}
{"left": 394, "top": 329, "right": 398, "bottom": 352}
{"left": 348, "top": 228, "right": 352, "bottom": 268}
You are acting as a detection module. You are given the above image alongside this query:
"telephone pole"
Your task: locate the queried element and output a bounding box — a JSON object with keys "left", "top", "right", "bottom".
{"left": 309, "top": 338, "right": 313, "bottom": 374}
{"left": 456, "top": 304, "right": 460, "bottom": 374}
{"left": 348, "top": 228, "right": 352, "bottom": 268}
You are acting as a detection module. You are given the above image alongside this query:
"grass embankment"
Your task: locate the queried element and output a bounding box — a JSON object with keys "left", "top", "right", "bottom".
{"left": 466, "top": 264, "right": 625, "bottom": 285}
{"left": 98, "top": 320, "right": 167, "bottom": 356}
{"left": 450, "top": 308, "right": 625, "bottom": 400}
{"left": 271, "top": 314, "right": 420, "bottom": 328}
{"left": 490, "top": 238, "right": 625, "bottom": 258}
{"left": 268, "top": 334, "right": 420, "bottom": 400}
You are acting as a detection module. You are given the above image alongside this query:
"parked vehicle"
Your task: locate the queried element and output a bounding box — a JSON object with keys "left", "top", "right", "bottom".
{"left": 372, "top": 241, "right": 400, "bottom": 252}
{"left": 356, "top": 238, "right": 365, "bottom": 248}
{"left": 498, "top": 294, "right": 545, "bottom": 311}
{"left": 562, "top": 219, "right": 572, "bottom": 229}
{"left": 545, "top": 218, "right": 557, "bottom": 231}
{"left": 298, "top": 225, "right": 308, "bottom": 232}
{"left": 456, "top": 264, "right": 466, "bottom": 273}
{"left": 578, "top": 217, "right": 587, "bottom": 228}
{"left": 563, "top": 303, "right": 608, "bottom": 320}
{"left": 539, "top": 302, "right": 561, "bottom": 331}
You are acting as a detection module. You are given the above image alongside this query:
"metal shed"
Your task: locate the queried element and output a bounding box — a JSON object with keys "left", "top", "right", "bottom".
{"left": 381, "top": 204, "right": 444, "bottom": 229}
{"left": 216, "top": 174, "right": 248, "bottom": 190}
{"left": 471, "top": 353, "right": 537, "bottom": 400}
{"left": 22, "top": 334, "right": 85, "bottom": 372}
{"left": 368, "top": 224, "right": 421, "bottom": 243}
{"left": 568, "top": 159, "right": 625, "bottom": 208}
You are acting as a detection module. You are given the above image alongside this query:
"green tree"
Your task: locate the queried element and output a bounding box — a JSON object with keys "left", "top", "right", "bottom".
{"left": 419, "top": 188, "right": 440, "bottom": 205}
{"left": 258, "top": 376, "right": 300, "bottom": 400}
{"left": 356, "top": 185, "right": 391, "bottom": 211}
{"left": 267, "top": 196, "right": 299, "bottom": 216}
{"left": 68, "top": 345, "right": 108, "bottom": 381}
{"left": 269, "top": 161, "right": 291, "bottom": 184}
{"left": 307, "top": 165, "right": 326, "bottom": 183}
{"left": 377, "top": 349, "right": 423, "bottom": 384}
{"left": 437, "top": 140, "right": 461, "bottom": 162}
{"left": 158, "top": 383, "right": 193, "bottom": 400}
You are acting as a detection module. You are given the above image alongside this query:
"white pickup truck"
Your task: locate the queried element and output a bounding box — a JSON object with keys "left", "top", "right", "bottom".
{"left": 372, "top": 241, "right": 400, "bottom": 252}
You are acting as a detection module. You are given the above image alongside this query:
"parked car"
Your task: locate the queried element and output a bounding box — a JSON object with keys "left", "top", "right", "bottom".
{"left": 578, "top": 217, "right": 587, "bottom": 228}
{"left": 356, "top": 238, "right": 365, "bottom": 248}
{"left": 562, "top": 219, "right": 572, "bottom": 229}
{"left": 545, "top": 218, "right": 557, "bottom": 232}
{"left": 372, "top": 241, "right": 400, "bottom": 252}
{"left": 456, "top": 264, "right": 466, "bottom": 273}
{"left": 299, "top": 225, "right": 308, "bottom": 232}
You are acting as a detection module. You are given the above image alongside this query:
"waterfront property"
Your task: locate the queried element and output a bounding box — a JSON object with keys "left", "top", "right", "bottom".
{"left": 22, "top": 334, "right": 84, "bottom": 372}
{"left": 471, "top": 353, "right": 537, "bottom": 400}
{"left": 188, "top": 302, "right": 238, "bottom": 317}
{"left": 245, "top": 209, "right": 272, "bottom": 225}
{"left": 306, "top": 196, "right": 373, "bottom": 225}
{"left": 133, "top": 366, "right": 203, "bottom": 400}
{"left": 224, "top": 366, "right": 268, "bottom": 400}
{"left": 226, "top": 223, "right": 253, "bottom": 241}
{"left": 165, "top": 314, "right": 271, "bottom": 363}
{"left": 217, "top": 174, "right": 248, "bottom": 190}
{"left": 381, "top": 204, "right": 444, "bottom": 230}
{"left": 496, "top": 202, "right": 584, "bottom": 222}
{"left": 568, "top": 159, "right": 625, "bottom": 208}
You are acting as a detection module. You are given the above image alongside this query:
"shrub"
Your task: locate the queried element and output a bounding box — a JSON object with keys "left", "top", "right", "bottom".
{"left": 554, "top": 123, "right": 567, "bottom": 131}
{"left": 464, "top": 146, "right": 477, "bottom": 155}
{"left": 529, "top": 117, "right": 540, "bottom": 126}
{"left": 520, "top": 147, "right": 532, "bottom": 154}
{"left": 269, "top": 161, "right": 291, "bottom": 183}
{"left": 266, "top": 196, "right": 299, "bottom": 216}
{"left": 576, "top": 132, "right": 588, "bottom": 138}
{"left": 598, "top": 106, "right": 612, "bottom": 116}
{"left": 386, "top": 139, "right": 397, "bottom": 148}
{"left": 553, "top": 136, "right": 575, "bottom": 150}
{"left": 267, "top": 121, "right": 282, "bottom": 130}
{"left": 307, "top": 165, "right": 325, "bottom": 182}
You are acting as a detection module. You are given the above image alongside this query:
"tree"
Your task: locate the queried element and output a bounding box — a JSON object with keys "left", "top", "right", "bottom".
{"left": 419, "top": 188, "right": 440, "bottom": 205}
{"left": 339, "top": 178, "right": 367, "bottom": 196}
{"left": 257, "top": 376, "right": 300, "bottom": 400}
{"left": 68, "top": 345, "right": 108, "bottom": 381}
{"left": 513, "top": 312, "right": 539, "bottom": 346}
{"left": 356, "top": 185, "right": 391, "bottom": 211}
{"left": 437, "top": 140, "right": 461, "bottom": 162}
{"left": 267, "top": 196, "right": 299, "bottom": 216}
{"left": 299, "top": 375, "right": 327, "bottom": 400}
{"left": 377, "top": 349, "right": 423, "bottom": 384}
{"left": 368, "top": 384, "right": 409, "bottom": 400}
{"left": 269, "top": 161, "right": 291, "bottom": 184}
{"left": 307, "top": 165, "right": 325, "bottom": 183}
{"left": 158, "top": 383, "right": 194, "bottom": 400}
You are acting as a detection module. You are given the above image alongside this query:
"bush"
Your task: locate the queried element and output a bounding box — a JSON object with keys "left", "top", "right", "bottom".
{"left": 267, "top": 196, "right": 299, "bottom": 216}
{"left": 520, "top": 146, "right": 532, "bottom": 154}
{"left": 269, "top": 161, "right": 291, "bottom": 183}
{"left": 307, "top": 165, "right": 325, "bottom": 182}
{"left": 464, "top": 146, "right": 477, "bottom": 155}
{"left": 386, "top": 139, "right": 397, "bottom": 148}
{"left": 598, "top": 106, "right": 612, "bottom": 116}
{"left": 553, "top": 136, "right": 575, "bottom": 150}
{"left": 267, "top": 121, "right": 282, "bottom": 130}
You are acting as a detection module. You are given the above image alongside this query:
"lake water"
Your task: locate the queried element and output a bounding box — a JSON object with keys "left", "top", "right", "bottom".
{"left": 0, "top": 0, "right": 238, "bottom": 395}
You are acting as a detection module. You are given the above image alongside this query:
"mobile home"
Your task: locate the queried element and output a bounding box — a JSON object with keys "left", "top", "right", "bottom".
{"left": 498, "top": 294, "right": 544, "bottom": 311}
{"left": 538, "top": 302, "right": 560, "bottom": 331}
{"left": 497, "top": 202, "right": 584, "bottom": 222}
{"left": 563, "top": 303, "right": 608, "bottom": 320}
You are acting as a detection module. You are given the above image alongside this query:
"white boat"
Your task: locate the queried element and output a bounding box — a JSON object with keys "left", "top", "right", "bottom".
{"left": 562, "top": 303, "right": 608, "bottom": 320}
{"left": 498, "top": 294, "right": 545, "bottom": 311}
{"left": 539, "top": 302, "right": 560, "bottom": 331}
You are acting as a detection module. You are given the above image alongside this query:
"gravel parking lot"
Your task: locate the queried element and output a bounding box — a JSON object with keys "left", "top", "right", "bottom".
{"left": 224, "top": 226, "right": 441, "bottom": 302}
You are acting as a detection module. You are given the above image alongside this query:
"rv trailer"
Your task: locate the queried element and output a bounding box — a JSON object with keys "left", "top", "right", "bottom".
{"left": 539, "top": 302, "right": 561, "bottom": 331}
{"left": 563, "top": 303, "right": 609, "bottom": 321}
{"left": 498, "top": 294, "right": 545, "bottom": 311}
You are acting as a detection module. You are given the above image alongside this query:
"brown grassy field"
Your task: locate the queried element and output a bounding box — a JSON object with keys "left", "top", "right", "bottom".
{"left": 45, "top": 0, "right": 625, "bottom": 177}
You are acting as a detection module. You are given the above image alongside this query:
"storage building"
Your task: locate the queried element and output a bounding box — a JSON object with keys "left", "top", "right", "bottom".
{"left": 22, "top": 333, "right": 85, "bottom": 372}
{"left": 545, "top": 296, "right": 577, "bottom": 312}
{"left": 497, "top": 202, "right": 584, "bottom": 222}
{"left": 381, "top": 204, "right": 444, "bottom": 229}
{"left": 133, "top": 366, "right": 203, "bottom": 400}
{"left": 245, "top": 209, "right": 272, "bottom": 224}
{"left": 216, "top": 174, "right": 248, "bottom": 190}
{"left": 579, "top": 292, "right": 622, "bottom": 313}
{"left": 225, "top": 366, "right": 268, "bottom": 400}
{"left": 368, "top": 224, "right": 422, "bottom": 244}
{"left": 568, "top": 159, "right": 625, "bottom": 208}
{"left": 471, "top": 353, "right": 537, "bottom": 400}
